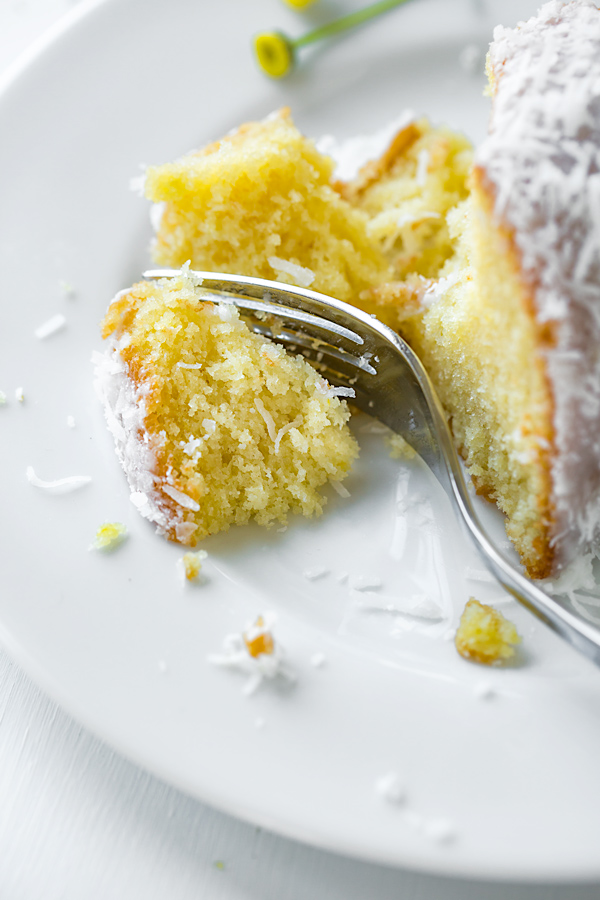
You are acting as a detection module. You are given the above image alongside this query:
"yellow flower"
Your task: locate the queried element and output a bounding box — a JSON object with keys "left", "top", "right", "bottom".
{"left": 253, "top": 0, "right": 412, "bottom": 78}
{"left": 283, "top": 0, "right": 316, "bottom": 8}
{"left": 253, "top": 31, "right": 295, "bottom": 78}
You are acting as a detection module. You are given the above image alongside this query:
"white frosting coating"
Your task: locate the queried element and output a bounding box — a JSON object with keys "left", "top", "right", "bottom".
{"left": 92, "top": 340, "right": 181, "bottom": 537}
{"left": 477, "top": 0, "right": 600, "bottom": 567}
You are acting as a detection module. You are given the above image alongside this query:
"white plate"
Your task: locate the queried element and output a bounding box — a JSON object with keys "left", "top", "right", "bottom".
{"left": 2, "top": 0, "right": 600, "bottom": 881}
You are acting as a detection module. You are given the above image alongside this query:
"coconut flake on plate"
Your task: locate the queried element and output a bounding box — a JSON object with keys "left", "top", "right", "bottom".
{"left": 465, "top": 566, "right": 496, "bottom": 583}
{"left": 330, "top": 480, "right": 351, "bottom": 499}
{"left": 349, "top": 573, "right": 382, "bottom": 591}
{"left": 375, "top": 771, "right": 407, "bottom": 805}
{"left": 422, "top": 817, "right": 457, "bottom": 845}
{"left": 26, "top": 465, "right": 92, "bottom": 494}
{"left": 34, "top": 313, "right": 66, "bottom": 340}
{"left": 303, "top": 566, "right": 329, "bottom": 581}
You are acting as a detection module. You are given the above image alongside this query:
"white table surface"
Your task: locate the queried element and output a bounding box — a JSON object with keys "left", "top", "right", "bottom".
{"left": 1, "top": 2, "right": 599, "bottom": 898}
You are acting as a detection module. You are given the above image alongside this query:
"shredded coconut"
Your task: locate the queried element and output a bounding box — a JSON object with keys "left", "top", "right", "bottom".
{"left": 416, "top": 149, "right": 430, "bottom": 187}
{"left": 421, "top": 271, "right": 461, "bottom": 308}
{"left": 254, "top": 397, "right": 277, "bottom": 442}
{"left": 34, "top": 313, "right": 66, "bottom": 340}
{"left": 478, "top": 0, "right": 600, "bottom": 566}
{"left": 330, "top": 480, "right": 351, "bottom": 499}
{"left": 375, "top": 771, "right": 406, "bottom": 805}
{"left": 26, "top": 465, "right": 92, "bottom": 493}
{"left": 268, "top": 256, "right": 315, "bottom": 288}
{"left": 303, "top": 566, "right": 329, "bottom": 581}
{"left": 465, "top": 566, "right": 496, "bottom": 583}
{"left": 162, "top": 484, "right": 200, "bottom": 512}
{"left": 274, "top": 415, "right": 302, "bottom": 453}
{"left": 349, "top": 574, "right": 382, "bottom": 591}
{"left": 422, "top": 818, "right": 457, "bottom": 844}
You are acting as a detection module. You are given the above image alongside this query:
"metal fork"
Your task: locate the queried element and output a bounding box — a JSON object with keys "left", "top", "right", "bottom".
{"left": 144, "top": 267, "right": 600, "bottom": 666}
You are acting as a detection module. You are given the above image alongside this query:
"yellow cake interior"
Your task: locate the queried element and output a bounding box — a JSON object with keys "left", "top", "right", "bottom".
{"left": 394, "top": 176, "right": 555, "bottom": 578}
{"left": 145, "top": 108, "right": 393, "bottom": 304}
{"left": 455, "top": 597, "right": 521, "bottom": 665}
{"left": 337, "top": 117, "right": 472, "bottom": 282}
{"left": 102, "top": 273, "right": 358, "bottom": 544}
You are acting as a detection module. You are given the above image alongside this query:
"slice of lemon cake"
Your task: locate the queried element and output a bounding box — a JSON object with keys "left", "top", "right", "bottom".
{"left": 95, "top": 271, "right": 358, "bottom": 545}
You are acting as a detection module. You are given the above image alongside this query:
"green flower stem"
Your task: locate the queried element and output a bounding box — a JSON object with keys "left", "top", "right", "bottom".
{"left": 291, "top": 0, "right": 413, "bottom": 50}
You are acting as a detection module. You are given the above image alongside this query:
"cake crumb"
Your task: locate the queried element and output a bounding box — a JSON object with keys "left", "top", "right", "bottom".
{"left": 178, "top": 549, "right": 207, "bottom": 582}
{"left": 67, "top": 415, "right": 76, "bottom": 428}
{"left": 91, "top": 522, "right": 127, "bottom": 552}
{"left": 455, "top": 598, "right": 521, "bottom": 665}
{"left": 243, "top": 616, "right": 275, "bottom": 658}
{"left": 0, "top": 391, "right": 6, "bottom": 406}
{"left": 15, "top": 387, "right": 24, "bottom": 403}
{"left": 385, "top": 433, "right": 417, "bottom": 460}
